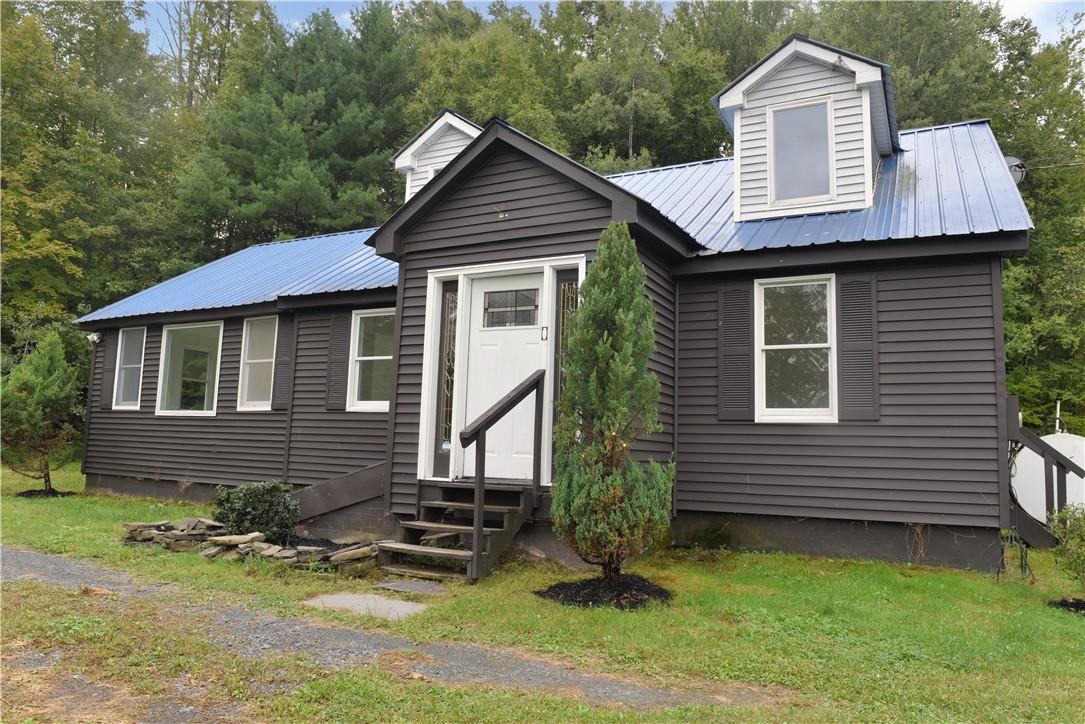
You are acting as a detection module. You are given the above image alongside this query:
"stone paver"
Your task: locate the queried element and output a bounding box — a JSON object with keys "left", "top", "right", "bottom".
{"left": 373, "top": 580, "right": 446, "bottom": 596}
{"left": 302, "top": 592, "right": 427, "bottom": 620}
{"left": 1, "top": 546, "right": 781, "bottom": 710}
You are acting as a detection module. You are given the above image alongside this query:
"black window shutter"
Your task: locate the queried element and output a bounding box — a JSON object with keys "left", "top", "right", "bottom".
{"left": 718, "top": 282, "right": 754, "bottom": 421}
{"left": 325, "top": 311, "right": 352, "bottom": 411}
{"left": 271, "top": 313, "right": 296, "bottom": 411}
{"left": 837, "top": 273, "right": 880, "bottom": 421}
{"left": 99, "top": 330, "right": 118, "bottom": 410}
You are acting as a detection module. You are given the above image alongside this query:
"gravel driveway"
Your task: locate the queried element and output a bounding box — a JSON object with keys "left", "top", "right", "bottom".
{"left": 1, "top": 546, "right": 779, "bottom": 710}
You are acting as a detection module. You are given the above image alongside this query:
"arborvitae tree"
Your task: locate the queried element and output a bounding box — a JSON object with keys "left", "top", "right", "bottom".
{"left": 1, "top": 331, "right": 80, "bottom": 492}
{"left": 551, "top": 222, "right": 674, "bottom": 582}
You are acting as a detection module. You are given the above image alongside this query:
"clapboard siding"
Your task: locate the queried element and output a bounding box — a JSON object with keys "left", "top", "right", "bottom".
{"left": 389, "top": 144, "right": 675, "bottom": 515}
{"left": 84, "top": 307, "right": 390, "bottom": 489}
{"left": 675, "top": 258, "right": 1003, "bottom": 527}
{"left": 635, "top": 246, "right": 676, "bottom": 461}
{"left": 85, "top": 319, "right": 288, "bottom": 485}
{"left": 407, "top": 126, "right": 475, "bottom": 198}
{"left": 286, "top": 309, "right": 390, "bottom": 484}
{"left": 739, "top": 54, "right": 870, "bottom": 219}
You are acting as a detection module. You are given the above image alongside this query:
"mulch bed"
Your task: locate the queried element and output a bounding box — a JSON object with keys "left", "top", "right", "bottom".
{"left": 1049, "top": 598, "right": 1085, "bottom": 616}
{"left": 15, "top": 489, "right": 76, "bottom": 498}
{"left": 536, "top": 573, "right": 672, "bottom": 610}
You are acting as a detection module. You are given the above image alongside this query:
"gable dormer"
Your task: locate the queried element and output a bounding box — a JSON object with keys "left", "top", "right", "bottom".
{"left": 713, "top": 36, "right": 899, "bottom": 222}
{"left": 393, "top": 110, "right": 481, "bottom": 203}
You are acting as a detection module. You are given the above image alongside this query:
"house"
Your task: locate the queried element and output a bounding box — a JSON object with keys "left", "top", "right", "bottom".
{"left": 76, "top": 36, "right": 1081, "bottom": 580}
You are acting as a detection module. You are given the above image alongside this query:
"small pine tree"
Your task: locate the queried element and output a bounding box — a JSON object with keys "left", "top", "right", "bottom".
{"left": 1, "top": 330, "right": 80, "bottom": 492}
{"left": 552, "top": 222, "right": 674, "bottom": 582}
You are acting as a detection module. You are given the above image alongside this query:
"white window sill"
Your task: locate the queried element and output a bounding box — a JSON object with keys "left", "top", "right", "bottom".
{"left": 756, "top": 413, "right": 837, "bottom": 424}
{"left": 111, "top": 403, "right": 141, "bottom": 411}
{"left": 346, "top": 402, "right": 390, "bottom": 413}
{"left": 154, "top": 410, "right": 217, "bottom": 417}
{"left": 236, "top": 404, "right": 273, "bottom": 412}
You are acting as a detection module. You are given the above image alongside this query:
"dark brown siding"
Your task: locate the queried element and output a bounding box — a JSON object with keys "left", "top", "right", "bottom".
{"left": 85, "top": 309, "right": 389, "bottom": 487}
{"left": 635, "top": 246, "right": 676, "bottom": 463}
{"left": 286, "top": 308, "right": 389, "bottom": 483}
{"left": 675, "top": 258, "right": 1003, "bottom": 528}
{"left": 389, "top": 145, "right": 676, "bottom": 515}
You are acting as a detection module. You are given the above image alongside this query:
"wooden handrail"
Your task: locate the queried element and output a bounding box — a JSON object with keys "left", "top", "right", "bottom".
{"left": 459, "top": 369, "right": 546, "bottom": 445}
{"left": 459, "top": 368, "right": 545, "bottom": 581}
{"left": 1007, "top": 395, "right": 1084, "bottom": 518}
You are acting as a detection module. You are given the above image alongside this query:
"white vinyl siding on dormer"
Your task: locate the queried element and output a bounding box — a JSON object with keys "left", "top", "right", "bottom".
{"left": 405, "top": 126, "right": 475, "bottom": 200}
{"left": 737, "top": 55, "right": 871, "bottom": 220}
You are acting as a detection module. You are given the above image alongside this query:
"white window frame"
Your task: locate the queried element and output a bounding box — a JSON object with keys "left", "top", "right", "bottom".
{"left": 154, "top": 320, "right": 224, "bottom": 417}
{"left": 766, "top": 97, "right": 836, "bottom": 208}
{"left": 754, "top": 274, "right": 837, "bottom": 424}
{"left": 112, "top": 326, "right": 147, "bottom": 410}
{"left": 236, "top": 315, "right": 279, "bottom": 412}
{"left": 346, "top": 308, "right": 395, "bottom": 413}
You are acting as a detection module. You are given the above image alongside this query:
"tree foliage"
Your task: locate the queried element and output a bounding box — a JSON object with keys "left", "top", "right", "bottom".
{"left": 1, "top": 332, "right": 80, "bottom": 491}
{"left": 552, "top": 223, "right": 674, "bottom": 581}
{"left": 0, "top": 0, "right": 1081, "bottom": 433}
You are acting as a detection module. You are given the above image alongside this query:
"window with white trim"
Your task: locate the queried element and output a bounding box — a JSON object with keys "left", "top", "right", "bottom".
{"left": 755, "top": 275, "right": 836, "bottom": 422}
{"left": 770, "top": 100, "right": 832, "bottom": 204}
{"left": 347, "top": 309, "right": 394, "bottom": 412}
{"left": 156, "top": 322, "right": 223, "bottom": 415}
{"left": 238, "top": 316, "right": 278, "bottom": 410}
{"left": 113, "top": 327, "right": 146, "bottom": 409}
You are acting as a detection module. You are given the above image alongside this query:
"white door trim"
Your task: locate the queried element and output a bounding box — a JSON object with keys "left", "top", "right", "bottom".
{"left": 417, "top": 254, "right": 586, "bottom": 482}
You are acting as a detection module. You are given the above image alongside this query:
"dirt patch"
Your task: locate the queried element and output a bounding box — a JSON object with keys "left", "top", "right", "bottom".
{"left": 1049, "top": 597, "right": 1085, "bottom": 615}
{"left": 536, "top": 574, "right": 673, "bottom": 610}
{"left": 14, "top": 489, "right": 77, "bottom": 498}
{"left": 377, "top": 648, "right": 436, "bottom": 679}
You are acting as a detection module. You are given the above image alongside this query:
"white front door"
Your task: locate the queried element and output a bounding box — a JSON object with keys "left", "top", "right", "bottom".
{"left": 462, "top": 273, "right": 547, "bottom": 480}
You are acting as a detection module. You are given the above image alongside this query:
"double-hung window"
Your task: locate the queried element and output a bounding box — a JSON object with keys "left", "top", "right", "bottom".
{"left": 156, "top": 321, "right": 223, "bottom": 415}
{"left": 347, "top": 309, "right": 394, "bottom": 412}
{"left": 755, "top": 275, "right": 836, "bottom": 423}
{"left": 769, "top": 99, "right": 833, "bottom": 205}
{"left": 238, "top": 316, "right": 278, "bottom": 411}
{"left": 113, "top": 327, "right": 146, "bottom": 409}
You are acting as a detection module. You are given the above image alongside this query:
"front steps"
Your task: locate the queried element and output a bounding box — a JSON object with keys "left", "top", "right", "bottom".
{"left": 378, "top": 480, "right": 533, "bottom": 582}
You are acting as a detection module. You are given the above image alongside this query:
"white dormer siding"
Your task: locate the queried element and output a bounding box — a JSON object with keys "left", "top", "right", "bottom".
{"left": 715, "top": 36, "right": 897, "bottom": 222}
{"left": 736, "top": 55, "right": 872, "bottom": 220}
{"left": 393, "top": 111, "right": 481, "bottom": 203}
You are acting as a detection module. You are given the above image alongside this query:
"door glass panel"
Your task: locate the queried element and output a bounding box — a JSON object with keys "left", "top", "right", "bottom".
{"left": 439, "top": 286, "right": 458, "bottom": 452}
{"left": 484, "top": 288, "right": 538, "bottom": 327}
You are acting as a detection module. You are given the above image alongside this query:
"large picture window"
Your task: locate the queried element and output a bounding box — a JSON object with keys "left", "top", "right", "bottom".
{"left": 347, "top": 309, "right": 394, "bottom": 412}
{"left": 770, "top": 100, "right": 832, "bottom": 204}
{"left": 238, "top": 316, "right": 278, "bottom": 411}
{"left": 755, "top": 275, "right": 836, "bottom": 423}
{"left": 113, "top": 327, "right": 146, "bottom": 409}
{"left": 156, "top": 321, "right": 223, "bottom": 415}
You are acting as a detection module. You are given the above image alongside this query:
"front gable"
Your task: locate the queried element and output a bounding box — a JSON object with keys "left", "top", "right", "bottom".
{"left": 370, "top": 120, "right": 699, "bottom": 261}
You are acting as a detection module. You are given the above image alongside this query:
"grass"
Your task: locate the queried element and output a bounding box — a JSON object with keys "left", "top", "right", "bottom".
{"left": 4, "top": 466, "right": 1085, "bottom": 721}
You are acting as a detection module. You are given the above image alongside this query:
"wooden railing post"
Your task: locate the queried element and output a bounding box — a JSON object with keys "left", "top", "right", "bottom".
{"left": 471, "top": 429, "right": 486, "bottom": 581}
{"left": 532, "top": 375, "right": 543, "bottom": 500}
{"left": 1044, "top": 452, "right": 1055, "bottom": 516}
{"left": 1057, "top": 464, "right": 1067, "bottom": 511}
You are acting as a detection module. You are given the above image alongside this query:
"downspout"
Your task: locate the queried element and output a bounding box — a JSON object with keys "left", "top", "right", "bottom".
{"left": 671, "top": 277, "right": 680, "bottom": 518}
{"left": 281, "top": 314, "right": 300, "bottom": 481}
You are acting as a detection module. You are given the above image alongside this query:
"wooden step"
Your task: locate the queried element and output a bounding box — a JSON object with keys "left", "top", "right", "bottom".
{"left": 420, "top": 500, "right": 521, "bottom": 513}
{"left": 419, "top": 531, "right": 461, "bottom": 547}
{"left": 378, "top": 541, "right": 473, "bottom": 560}
{"left": 437, "top": 479, "right": 531, "bottom": 492}
{"left": 381, "top": 564, "right": 466, "bottom": 582}
{"left": 402, "top": 520, "right": 501, "bottom": 534}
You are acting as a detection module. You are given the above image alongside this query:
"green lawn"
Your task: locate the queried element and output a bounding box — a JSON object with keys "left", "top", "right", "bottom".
{"left": 3, "top": 466, "right": 1084, "bottom": 721}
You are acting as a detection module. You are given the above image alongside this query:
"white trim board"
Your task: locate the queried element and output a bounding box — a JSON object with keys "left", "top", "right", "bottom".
{"left": 416, "top": 254, "right": 586, "bottom": 483}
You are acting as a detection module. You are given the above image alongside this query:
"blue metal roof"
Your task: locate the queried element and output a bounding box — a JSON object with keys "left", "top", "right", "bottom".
{"left": 77, "top": 228, "right": 397, "bottom": 323}
{"left": 607, "top": 120, "right": 1032, "bottom": 254}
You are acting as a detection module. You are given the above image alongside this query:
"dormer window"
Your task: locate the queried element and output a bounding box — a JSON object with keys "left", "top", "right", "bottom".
{"left": 770, "top": 100, "right": 833, "bottom": 204}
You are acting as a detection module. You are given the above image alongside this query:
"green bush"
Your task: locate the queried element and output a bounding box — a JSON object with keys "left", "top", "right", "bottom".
{"left": 1050, "top": 504, "right": 1085, "bottom": 591}
{"left": 214, "top": 482, "right": 299, "bottom": 545}
{"left": 552, "top": 222, "right": 674, "bottom": 582}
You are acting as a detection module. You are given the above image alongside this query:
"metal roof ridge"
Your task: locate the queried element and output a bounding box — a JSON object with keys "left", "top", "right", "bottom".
{"left": 250, "top": 227, "right": 378, "bottom": 248}
{"left": 898, "top": 119, "right": 992, "bottom": 135}
{"left": 605, "top": 156, "right": 732, "bottom": 179}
